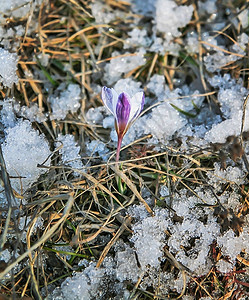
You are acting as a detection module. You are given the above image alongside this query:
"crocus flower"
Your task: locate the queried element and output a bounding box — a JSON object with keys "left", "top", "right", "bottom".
{"left": 102, "top": 86, "right": 145, "bottom": 162}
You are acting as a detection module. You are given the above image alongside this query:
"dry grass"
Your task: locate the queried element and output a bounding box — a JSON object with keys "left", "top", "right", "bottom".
{"left": 0, "top": 0, "right": 249, "bottom": 299}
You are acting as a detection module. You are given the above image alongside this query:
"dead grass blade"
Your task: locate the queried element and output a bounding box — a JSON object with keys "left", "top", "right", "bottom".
{"left": 96, "top": 216, "right": 132, "bottom": 268}
{"left": 217, "top": 288, "right": 236, "bottom": 300}
{"left": 72, "top": 212, "right": 113, "bottom": 245}
{"left": 163, "top": 248, "right": 187, "bottom": 299}
{"left": 0, "top": 194, "right": 75, "bottom": 280}
{"left": 0, "top": 145, "right": 17, "bottom": 207}
{"left": 111, "top": 165, "right": 154, "bottom": 216}
{"left": 191, "top": 276, "right": 213, "bottom": 299}
{"left": 82, "top": 171, "right": 125, "bottom": 208}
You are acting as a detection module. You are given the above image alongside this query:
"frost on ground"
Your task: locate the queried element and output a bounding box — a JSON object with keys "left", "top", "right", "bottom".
{"left": 49, "top": 84, "right": 81, "bottom": 120}
{"left": 205, "top": 74, "right": 249, "bottom": 143}
{"left": 0, "top": 0, "right": 249, "bottom": 299}
{"left": 56, "top": 134, "right": 84, "bottom": 175}
{"left": 2, "top": 119, "right": 51, "bottom": 195}
{"left": 104, "top": 50, "right": 146, "bottom": 84}
{"left": 0, "top": 0, "right": 43, "bottom": 21}
{"left": 49, "top": 178, "right": 249, "bottom": 298}
{"left": 0, "top": 48, "right": 19, "bottom": 87}
{"left": 156, "top": 0, "right": 193, "bottom": 38}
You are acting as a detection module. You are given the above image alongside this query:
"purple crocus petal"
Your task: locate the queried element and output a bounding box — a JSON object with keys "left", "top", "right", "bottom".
{"left": 116, "top": 92, "right": 131, "bottom": 135}
{"left": 128, "top": 91, "right": 145, "bottom": 123}
{"left": 101, "top": 86, "right": 114, "bottom": 114}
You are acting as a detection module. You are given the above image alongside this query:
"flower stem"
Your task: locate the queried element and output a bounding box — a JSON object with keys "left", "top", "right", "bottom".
{"left": 116, "top": 135, "right": 123, "bottom": 162}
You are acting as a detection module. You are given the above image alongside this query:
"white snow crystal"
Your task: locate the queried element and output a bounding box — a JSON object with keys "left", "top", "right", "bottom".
{"left": 129, "top": 0, "right": 156, "bottom": 16}
{"left": 205, "top": 112, "right": 246, "bottom": 143}
{"left": 185, "top": 33, "right": 199, "bottom": 54}
{"left": 0, "top": 48, "right": 19, "bottom": 88}
{"left": 51, "top": 262, "right": 104, "bottom": 299}
{"left": 127, "top": 203, "right": 150, "bottom": 222}
{"left": 167, "top": 190, "right": 221, "bottom": 275}
{"left": 48, "top": 258, "right": 127, "bottom": 300}
{"left": 102, "top": 115, "right": 113, "bottom": 129}
{"left": 2, "top": 120, "right": 51, "bottom": 193}
{"left": 217, "top": 85, "right": 247, "bottom": 119}
{"left": 86, "top": 140, "right": 109, "bottom": 161}
{"left": 144, "top": 101, "right": 187, "bottom": 141}
{"left": 231, "top": 33, "right": 248, "bottom": 55}
{"left": 56, "top": 134, "right": 84, "bottom": 175}
{"left": 0, "top": 249, "right": 11, "bottom": 263}
{"left": 156, "top": 0, "right": 193, "bottom": 38}
{"left": 216, "top": 259, "right": 233, "bottom": 274}
{"left": 130, "top": 209, "right": 170, "bottom": 270}
{"left": 182, "top": 296, "right": 195, "bottom": 300}
{"left": 205, "top": 77, "right": 248, "bottom": 143}
{"left": 203, "top": 33, "right": 246, "bottom": 73}
{"left": 0, "top": 248, "right": 21, "bottom": 282}
{"left": 208, "top": 73, "right": 238, "bottom": 89}
{"left": 91, "top": 1, "right": 124, "bottom": 24}
{"left": 198, "top": 0, "right": 217, "bottom": 15}
{"left": 86, "top": 106, "right": 106, "bottom": 125}
{"left": 49, "top": 84, "right": 81, "bottom": 120}
{"left": 204, "top": 51, "right": 239, "bottom": 73}
{"left": 18, "top": 103, "right": 47, "bottom": 123}
{"left": 207, "top": 163, "right": 246, "bottom": 188}
{"left": 160, "top": 185, "right": 169, "bottom": 197}
{"left": 147, "top": 74, "right": 166, "bottom": 98}
{"left": 124, "top": 28, "right": 150, "bottom": 49}
{"left": 114, "top": 241, "right": 141, "bottom": 283}
{"left": 170, "top": 217, "right": 219, "bottom": 275}
{"left": 149, "top": 37, "right": 165, "bottom": 53}
{"left": 114, "top": 77, "right": 142, "bottom": 96}
{"left": 217, "top": 228, "right": 249, "bottom": 263}
{"left": 0, "top": 25, "right": 25, "bottom": 50}
{"left": 37, "top": 52, "right": 50, "bottom": 67}
{"left": 0, "top": 98, "right": 17, "bottom": 128}
{"left": 238, "top": 9, "right": 248, "bottom": 28}
{"left": 104, "top": 50, "right": 146, "bottom": 84}
{"left": 0, "top": 0, "right": 38, "bottom": 19}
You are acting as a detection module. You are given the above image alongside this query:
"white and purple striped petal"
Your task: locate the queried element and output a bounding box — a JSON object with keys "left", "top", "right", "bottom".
{"left": 101, "top": 86, "right": 119, "bottom": 116}
{"left": 101, "top": 86, "right": 113, "bottom": 113}
{"left": 115, "top": 92, "right": 131, "bottom": 135}
{"left": 128, "top": 91, "right": 145, "bottom": 123}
